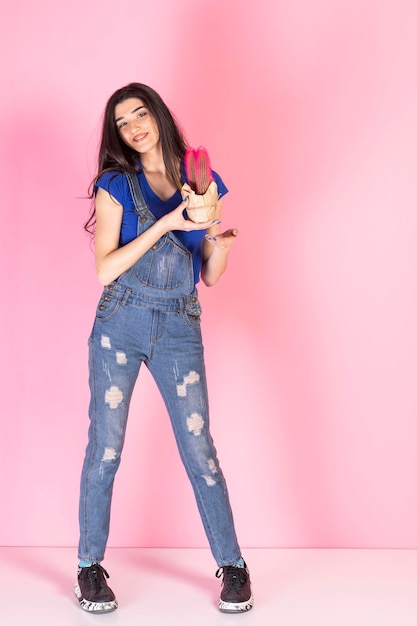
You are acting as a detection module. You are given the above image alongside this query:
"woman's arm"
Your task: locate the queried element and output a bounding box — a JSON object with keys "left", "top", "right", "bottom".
{"left": 200, "top": 198, "right": 239, "bottom": 287}
{"left": 94, "top": 187, "right": 213, "bottom": 285}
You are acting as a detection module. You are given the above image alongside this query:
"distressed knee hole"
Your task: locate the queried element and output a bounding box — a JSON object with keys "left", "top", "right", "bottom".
{"left": 208, "top": 458, "right": 218, "bottom": 474}
{"left": 116, "top": 351, "right": 127, "bottom": 365}
{"left": 187, "top": 413, "right": 204, "bottom": 436}
{"left": 105, "top": 385, "right": 123, "bottom": 409}
{"left": 202, "top": 475, "right": 217, "bottom": 487}
{"left": 102, "top": 447, "right": 117, "bottom": 461}
{"left": 101, "top": 335, "right": 111, "bottom": 349}
{"left": 177, "top": 370, "right": 200, "bottom": 397}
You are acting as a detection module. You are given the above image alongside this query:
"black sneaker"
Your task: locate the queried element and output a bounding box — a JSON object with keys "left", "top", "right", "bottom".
{"left": 216, "top": 562, "right": 254, "bottom": 613}
{"left": 74, "top": 563, "right": 118, "bottom": 613}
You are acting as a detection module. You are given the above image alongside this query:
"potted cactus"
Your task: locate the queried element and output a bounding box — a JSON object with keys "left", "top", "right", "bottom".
{"left": 182, "top": 146, "right": 219, "bottom": 223}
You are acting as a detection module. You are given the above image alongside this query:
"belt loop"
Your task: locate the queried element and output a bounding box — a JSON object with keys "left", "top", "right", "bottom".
{"left": 121, "top": 288, "right": 132, "bottom": 306}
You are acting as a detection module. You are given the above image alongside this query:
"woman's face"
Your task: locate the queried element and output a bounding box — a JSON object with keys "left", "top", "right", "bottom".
{"left": 114, "top": 97, "right": 160, "bottom": 155}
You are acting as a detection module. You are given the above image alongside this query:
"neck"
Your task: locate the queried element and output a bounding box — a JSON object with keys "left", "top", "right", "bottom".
{"left": 139, "top": 147, "right": 165, "bottom": 173}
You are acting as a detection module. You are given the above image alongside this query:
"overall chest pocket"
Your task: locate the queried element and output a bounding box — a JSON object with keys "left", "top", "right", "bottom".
{"left": 133, "top": 235, "right": 193, "bottom": 290}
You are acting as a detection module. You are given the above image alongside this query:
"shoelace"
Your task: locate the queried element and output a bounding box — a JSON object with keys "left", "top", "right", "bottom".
{"left": 216, "top": 565, "right": 248, "bottom": 591}
{"left": 87, "top": 564, "right": 110, "bottom": 592}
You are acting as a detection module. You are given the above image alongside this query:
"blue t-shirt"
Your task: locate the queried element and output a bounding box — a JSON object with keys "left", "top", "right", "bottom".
{"left": 95, "top": 165, "right": 228, "bottom": 285}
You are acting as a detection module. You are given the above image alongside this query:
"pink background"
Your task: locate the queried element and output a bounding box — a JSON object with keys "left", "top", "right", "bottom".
{"left": 1, "top": 0, "right": 417, "bottom": 550}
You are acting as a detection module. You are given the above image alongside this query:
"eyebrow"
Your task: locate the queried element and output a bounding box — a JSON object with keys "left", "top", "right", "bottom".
{"left": 115, "top": 106, "right": 146, "bottom": 124}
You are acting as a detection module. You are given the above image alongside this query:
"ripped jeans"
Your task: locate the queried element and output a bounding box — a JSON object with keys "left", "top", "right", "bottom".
{"left": 77, "top": 283, "right": 242, "bottom": 566}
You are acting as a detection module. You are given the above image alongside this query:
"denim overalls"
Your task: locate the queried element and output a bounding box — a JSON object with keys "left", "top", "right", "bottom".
{"left": 78, "top": 173, "right": 241, "bottom": 567}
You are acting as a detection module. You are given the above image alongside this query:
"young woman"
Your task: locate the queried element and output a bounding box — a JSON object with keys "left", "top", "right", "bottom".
{"left": 75, "top": 83, "right": 253, "bottom": 614}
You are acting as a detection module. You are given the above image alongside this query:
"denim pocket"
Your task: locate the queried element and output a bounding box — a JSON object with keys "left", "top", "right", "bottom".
{"left": 95, "top": 292, "right": 121, "bottom": 322}
{"left": 182, "top": 297, "right": 202, "bottom": 330}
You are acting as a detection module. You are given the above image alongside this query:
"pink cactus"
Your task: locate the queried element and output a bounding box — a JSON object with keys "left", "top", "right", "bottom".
{"left": 185, "top": 146, "right": 214, "bottom": 195}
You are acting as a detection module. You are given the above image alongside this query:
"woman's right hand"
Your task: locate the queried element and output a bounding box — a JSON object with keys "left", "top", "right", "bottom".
{"left": 161, "top": 197, "right": 216, "bottom": 233}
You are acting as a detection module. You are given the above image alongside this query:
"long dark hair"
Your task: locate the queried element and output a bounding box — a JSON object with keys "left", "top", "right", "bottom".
{"left": 84, "top": 83, "right": 188, "bottom": 234}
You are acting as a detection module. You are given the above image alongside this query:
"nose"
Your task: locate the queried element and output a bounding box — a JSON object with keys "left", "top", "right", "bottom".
{"left": 122, "top": 117, "right": 141, "bottom": 135}
{"left": 130, "top": 120, "right": 141, "bottom": 133}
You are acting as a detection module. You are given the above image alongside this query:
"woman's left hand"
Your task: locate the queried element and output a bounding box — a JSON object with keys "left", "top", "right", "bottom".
{"left": 204, "top": 228, "right": 239, "bottom": 249}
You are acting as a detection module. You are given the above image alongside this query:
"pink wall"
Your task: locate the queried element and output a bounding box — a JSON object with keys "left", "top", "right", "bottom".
{"left": 2, "top": 0, "right": 417, "bottom": 549}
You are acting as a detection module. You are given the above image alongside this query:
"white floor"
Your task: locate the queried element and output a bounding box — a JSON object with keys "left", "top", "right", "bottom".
{"left": 1, "top": 547, "right": 417, "bottom": 625}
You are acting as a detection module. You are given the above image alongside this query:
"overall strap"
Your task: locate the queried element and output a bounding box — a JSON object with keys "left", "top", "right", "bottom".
{"left": 125, "top": 172, "right": 149, "bottom": 216}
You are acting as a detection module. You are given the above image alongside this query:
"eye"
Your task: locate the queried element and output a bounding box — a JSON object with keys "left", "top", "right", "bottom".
{"left": 138, "top": 110, "right": 147, "bottom": 118}
{"left": 117, "top": 121, "right": 127, "bottom": 130}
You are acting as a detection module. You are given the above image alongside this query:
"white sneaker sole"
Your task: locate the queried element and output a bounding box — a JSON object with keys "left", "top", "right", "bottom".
{"left": 218, "top": 594, "right": 254, "bottom": 613}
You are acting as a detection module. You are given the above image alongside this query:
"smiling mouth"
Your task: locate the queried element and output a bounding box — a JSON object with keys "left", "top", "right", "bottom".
{"left": 133, "top": 133, "right": 147, "bottom": 142}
